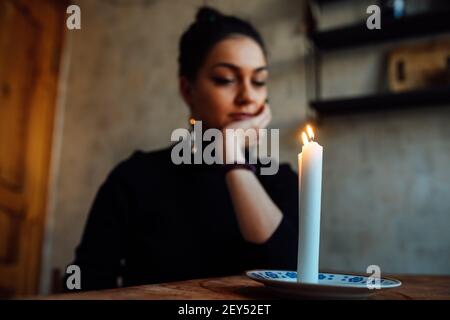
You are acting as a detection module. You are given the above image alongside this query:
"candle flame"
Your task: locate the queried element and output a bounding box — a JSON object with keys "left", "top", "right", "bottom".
{"left": 189, "top": 117, "right": 196, "bottom": 125}
{"left": 301, "top": 132, "right": 309, "bottom": 146}
{"left": 306, "top": 125, "right": 314, "bottom": 141}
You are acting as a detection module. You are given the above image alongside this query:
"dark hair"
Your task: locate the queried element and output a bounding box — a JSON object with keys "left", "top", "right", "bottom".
{"left": 178, "top": 6, "right": 267, "bottom": 81}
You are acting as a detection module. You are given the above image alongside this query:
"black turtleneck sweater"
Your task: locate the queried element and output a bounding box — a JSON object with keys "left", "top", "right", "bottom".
{"left": 69, "top": 146, "right": 299, "bottom": 291}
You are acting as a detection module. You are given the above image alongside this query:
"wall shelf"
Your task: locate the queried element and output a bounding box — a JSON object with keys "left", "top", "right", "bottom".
{"left": 309, "top": 10, "right": 450, "bottom": 51}
{"left": 305, "top": 5, "right": 450, "bottom": 115}
{"left": 310, "top": 86, "right": 450, "bottom": 116}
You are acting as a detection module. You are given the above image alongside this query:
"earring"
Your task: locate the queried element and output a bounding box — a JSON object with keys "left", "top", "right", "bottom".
{"left": 189, "top": 117, "right": 197, "bottom": 154}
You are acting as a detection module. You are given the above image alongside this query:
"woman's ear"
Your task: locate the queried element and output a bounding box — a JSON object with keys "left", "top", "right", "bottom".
{"left": 179, "top": 76, "right": 193, "bottom": 108}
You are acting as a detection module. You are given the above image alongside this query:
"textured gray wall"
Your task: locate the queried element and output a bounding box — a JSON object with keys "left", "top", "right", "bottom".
{"left": 317, "top": 1, "right": 450, "bottom": 274}
{"left": 43, "top": 0, "right": 450, "bottom": 293}
{"left": 320, "top": 108, "right": 450, "bottom": 274}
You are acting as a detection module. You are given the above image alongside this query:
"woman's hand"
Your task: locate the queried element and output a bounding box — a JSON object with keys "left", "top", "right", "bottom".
{"left": 220, "top": 103, "right": 272, "bottom": 164}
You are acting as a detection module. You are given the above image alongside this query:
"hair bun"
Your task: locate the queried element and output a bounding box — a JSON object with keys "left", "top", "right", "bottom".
{"left": 196, "top": 6, "right": 223, "bottom": 23}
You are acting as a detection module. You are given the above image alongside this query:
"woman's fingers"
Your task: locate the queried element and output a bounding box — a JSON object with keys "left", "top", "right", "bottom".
{"left": 225, "top": 102, "right": 272, "bottom": 131}
{"left": 222, "top": 103, "right": 272, "bottom": 151}
{"left": 251, "top": 103, "right": 271, "bottom": 130}
{"left": 245, "top": 103, "right": 270, "bottom": 128}
{"left": 247, "top": 104, "right": 271, "bottom": 147}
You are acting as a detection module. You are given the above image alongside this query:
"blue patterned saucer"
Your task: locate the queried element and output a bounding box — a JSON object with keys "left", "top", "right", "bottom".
{"left": 246, "top": 270, "right": 402, "bottom": 299}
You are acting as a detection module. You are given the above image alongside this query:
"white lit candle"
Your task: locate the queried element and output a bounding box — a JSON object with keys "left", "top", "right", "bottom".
{"left": 297, "top": 125, "right": 323, "bottom": 284}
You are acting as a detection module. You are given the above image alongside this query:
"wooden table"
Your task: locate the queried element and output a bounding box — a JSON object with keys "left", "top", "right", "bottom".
{"left": 37, "top": 274, "right": 450, "bottom": 300}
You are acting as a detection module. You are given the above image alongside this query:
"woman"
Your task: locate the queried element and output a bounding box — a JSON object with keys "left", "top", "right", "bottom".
{"left": 69, "top": 6, "right": 299, "bottom": 291}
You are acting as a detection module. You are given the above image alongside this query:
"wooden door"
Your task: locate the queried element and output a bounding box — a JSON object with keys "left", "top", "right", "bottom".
{"left": 0, "top": 0, "right": 66, "bottom": 297}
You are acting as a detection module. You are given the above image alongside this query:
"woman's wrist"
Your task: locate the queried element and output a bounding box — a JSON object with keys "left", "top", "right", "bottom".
{"left": 222, "top": 163, "right": 257, "bottom": 175}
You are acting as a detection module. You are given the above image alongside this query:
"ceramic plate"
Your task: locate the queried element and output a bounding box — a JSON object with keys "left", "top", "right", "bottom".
{"left": 246, "top": 270, "right": 402, "bottom": 299}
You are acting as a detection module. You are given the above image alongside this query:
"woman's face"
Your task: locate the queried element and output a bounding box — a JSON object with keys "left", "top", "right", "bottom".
{"left": 180, "top": 35, "right": 268, "bottom": 130}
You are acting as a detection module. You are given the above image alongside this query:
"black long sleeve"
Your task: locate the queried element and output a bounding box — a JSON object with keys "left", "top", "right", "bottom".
{"left": 68, "top": 166, "right": 130, "bottom": 291}
{"left": 67, "top": 148, "right": 299, "bottom": 291}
